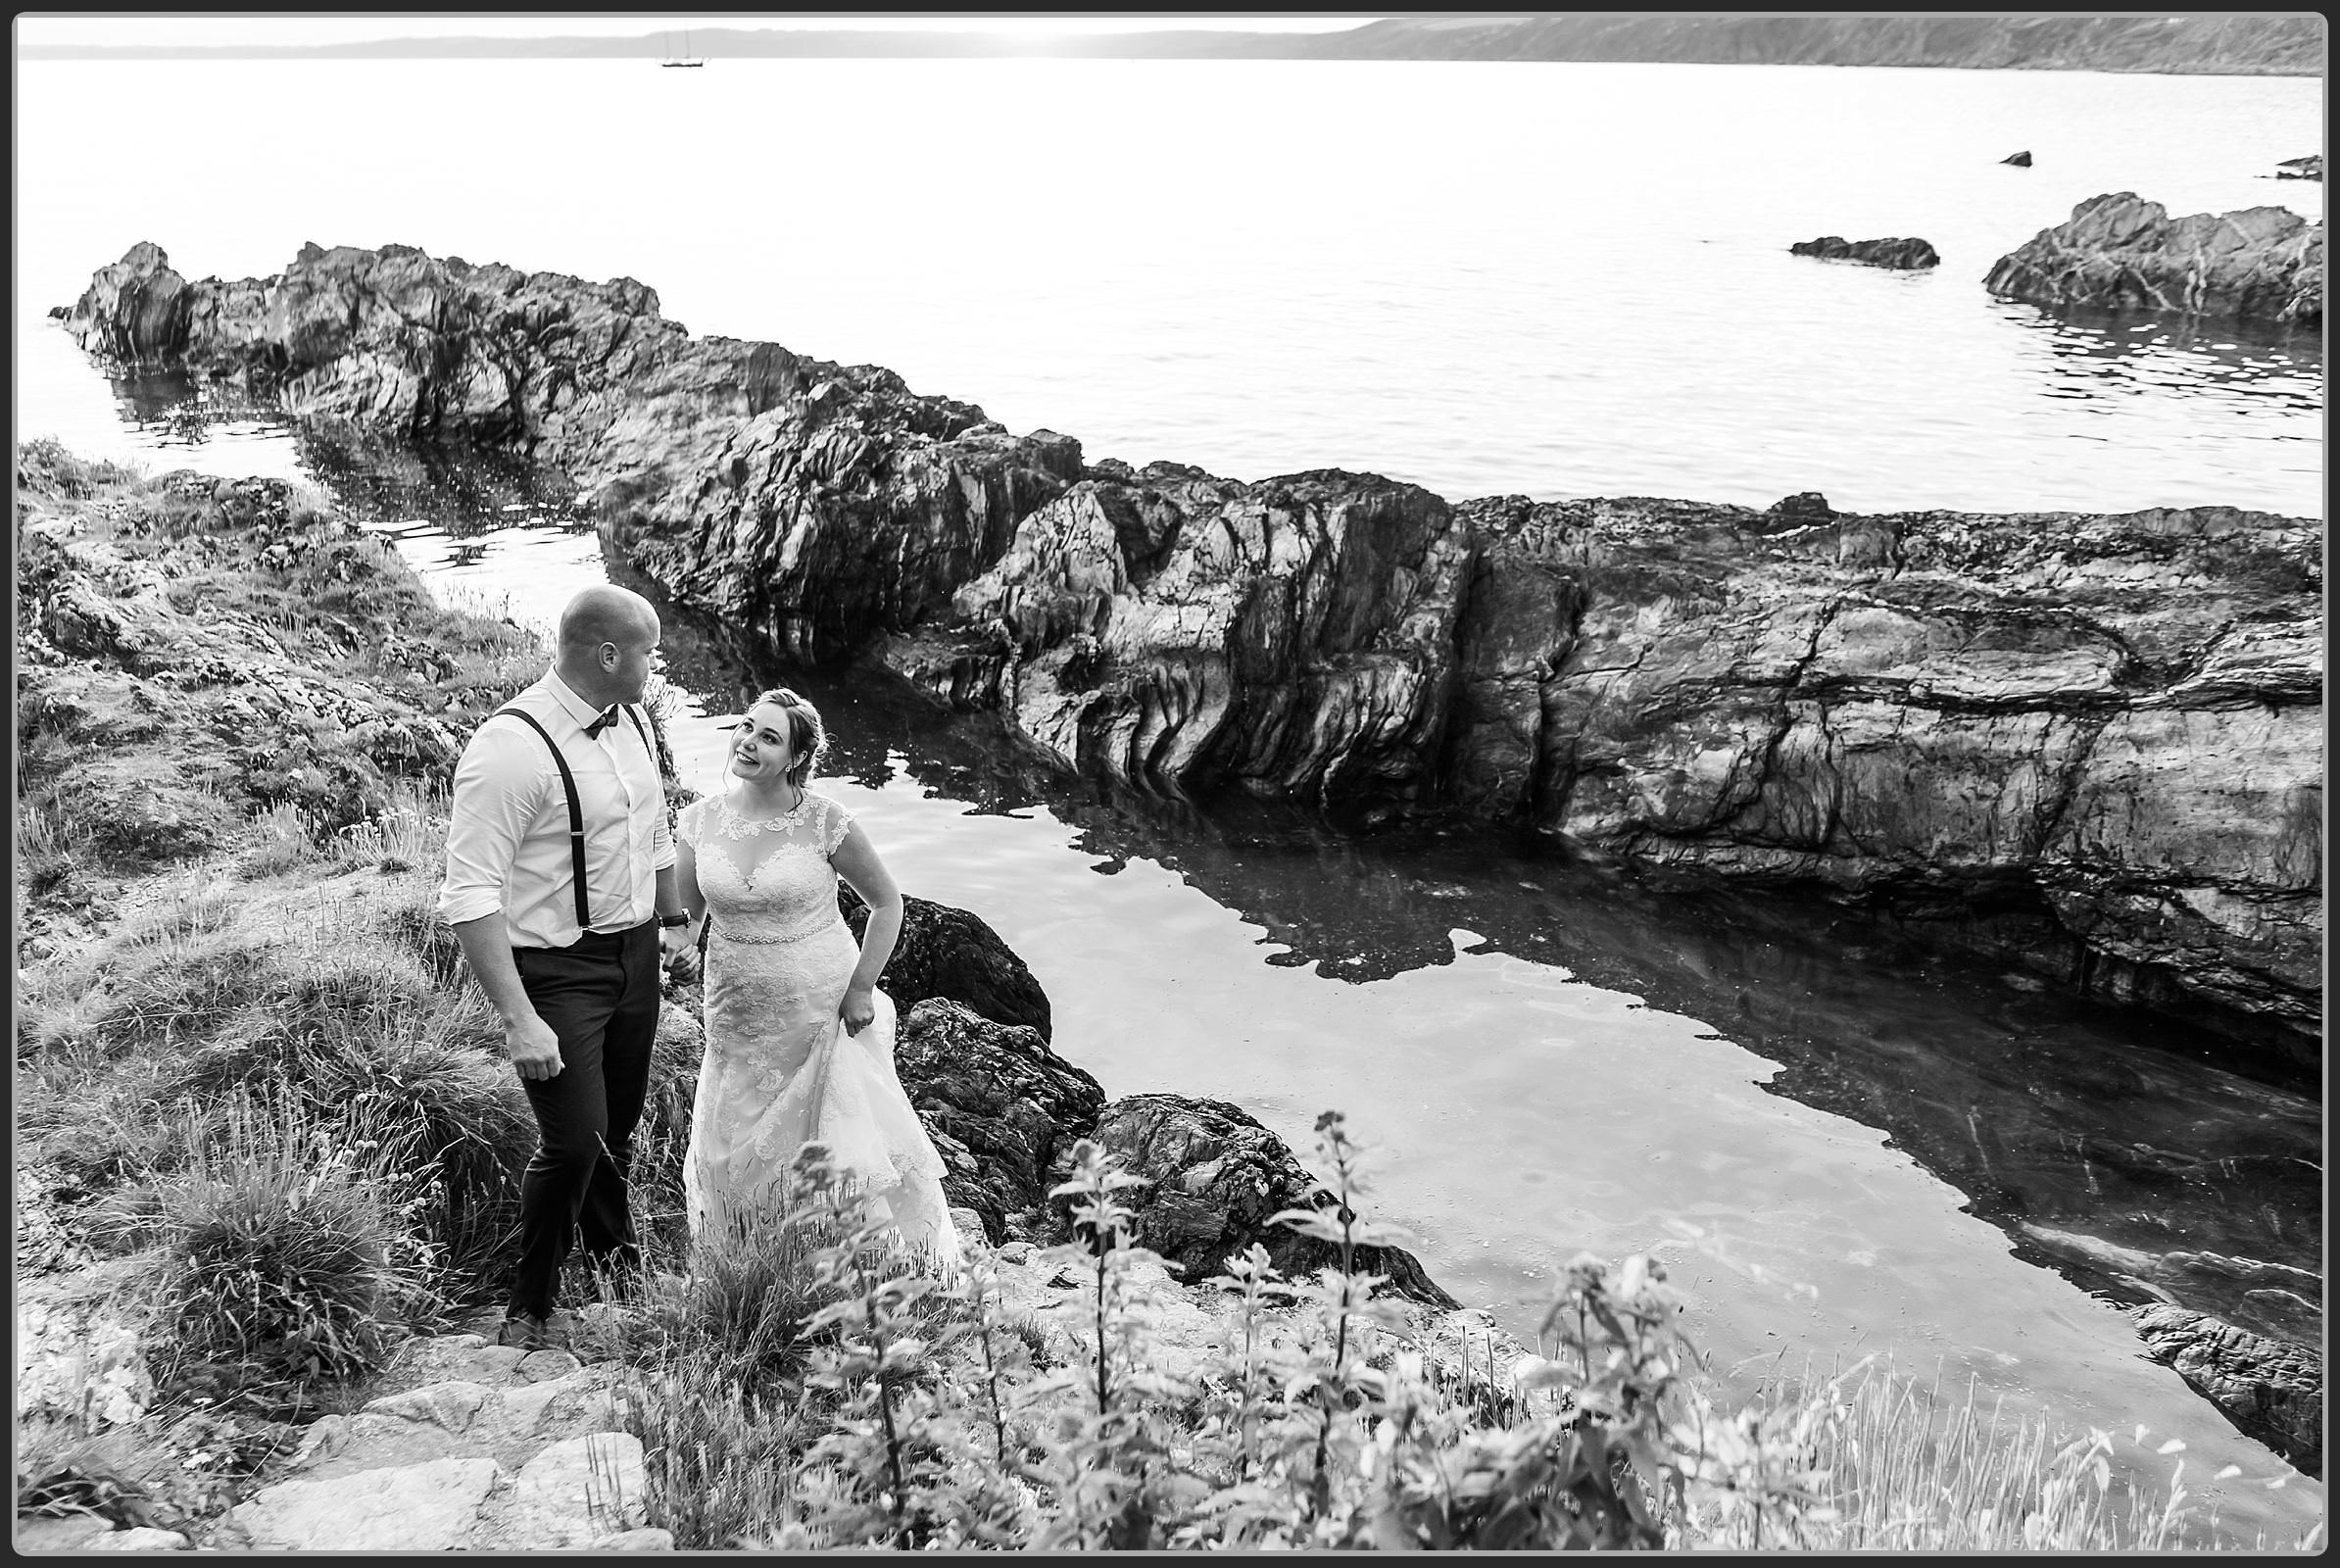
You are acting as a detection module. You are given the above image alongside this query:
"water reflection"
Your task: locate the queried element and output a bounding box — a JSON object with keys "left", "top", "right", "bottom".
{"left": 617, "top": 561, "right": 2319, "bottom": 1365}
{"left": 96, "top": 363, "right": 585, "bottom": 522}
{"left": 1999, "top": 300, "right": 2325, "bottom": 425}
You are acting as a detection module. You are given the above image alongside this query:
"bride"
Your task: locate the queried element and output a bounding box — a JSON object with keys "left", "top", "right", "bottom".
{"left": 670, "top": 686, "right": 962, "bottom": 1266}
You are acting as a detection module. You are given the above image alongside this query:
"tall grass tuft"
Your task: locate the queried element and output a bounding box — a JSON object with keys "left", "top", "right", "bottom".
{"left": 1716, "top": 1357, "right": 2250, "bottom": 1551}
{"left": 628, "top": 1210, "right": 838, "bottom": 1395}
{"left": 95, "top": 1092, "right": 441, "bottom": 1412}
{"left": 18, "top": 790, "right": 102, "bottom": 897}
{"left": 326, "top": 781, "right": 445, "bottom": 875}
{"left": 621, "top": 1357, "right": 818, "bottom": 1549}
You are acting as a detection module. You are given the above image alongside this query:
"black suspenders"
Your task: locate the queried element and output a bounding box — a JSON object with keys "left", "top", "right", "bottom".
{"left": 493, "top": 705, "right": 654, "bottom": 931}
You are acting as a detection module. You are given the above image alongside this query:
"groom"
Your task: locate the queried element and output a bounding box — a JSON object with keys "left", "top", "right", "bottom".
{"left": 439, "top": 585, "right": 696, "bottom": 1349}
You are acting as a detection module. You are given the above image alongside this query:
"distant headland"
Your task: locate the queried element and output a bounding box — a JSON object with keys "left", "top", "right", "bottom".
{"left": 19, "top": 14, "right": 2326, "bottom": 76}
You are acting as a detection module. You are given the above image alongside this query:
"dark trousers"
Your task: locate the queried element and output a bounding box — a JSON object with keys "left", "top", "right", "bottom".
{"left": 508, "top": 919, "right": 659, "bottom": 1320}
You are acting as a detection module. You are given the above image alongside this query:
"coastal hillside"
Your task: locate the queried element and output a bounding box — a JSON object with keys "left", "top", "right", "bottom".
{"left": 17, "top": 440, "right": 2313, "bottom": 1546}
{"left": 1308, "top": 14, "right": 2326, "bottom": 75}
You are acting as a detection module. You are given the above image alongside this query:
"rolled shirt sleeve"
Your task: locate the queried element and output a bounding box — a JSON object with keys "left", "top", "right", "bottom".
{"left": 437, "top": 721, "right": 546, "bottom": 927}
{"left": 652, "top": 795, "right": 677, "bottom": 872}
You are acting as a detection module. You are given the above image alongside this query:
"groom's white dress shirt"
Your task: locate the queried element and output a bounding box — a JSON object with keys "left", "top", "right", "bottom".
{"left": 438, "top": 668, "right": 676, "bottom": 949}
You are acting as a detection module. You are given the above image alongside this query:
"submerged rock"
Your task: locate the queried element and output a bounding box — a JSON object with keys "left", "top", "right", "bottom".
{"left": 1983, "top": 191, "right": 2322, "bottom": 326}
{"left": 1789, "top": 234, "right": 1940, "bottom": 269}
{"left": 2132, "top": 1303, "right": 2322, "bottom": 1477}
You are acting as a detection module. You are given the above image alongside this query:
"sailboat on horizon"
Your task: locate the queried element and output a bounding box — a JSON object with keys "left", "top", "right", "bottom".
{"left": 661, "top": 29, "right": 706, "bottom": 68}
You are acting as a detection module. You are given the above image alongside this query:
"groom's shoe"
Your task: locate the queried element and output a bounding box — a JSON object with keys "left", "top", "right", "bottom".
{"left": 498, "top": 1311, "right": 551, "bottom": 1351}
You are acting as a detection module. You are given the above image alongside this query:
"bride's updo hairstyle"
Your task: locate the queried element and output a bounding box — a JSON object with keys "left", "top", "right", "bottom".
{"left": 750, "top": 687, "right": 828, "bottom": 788}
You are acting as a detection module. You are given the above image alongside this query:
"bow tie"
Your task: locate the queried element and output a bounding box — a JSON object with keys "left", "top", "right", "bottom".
{"left": 584, "top": 707, "right": 620, "bottom": 739}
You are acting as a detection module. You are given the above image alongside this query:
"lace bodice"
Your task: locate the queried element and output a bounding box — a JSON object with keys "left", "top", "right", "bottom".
{"left": 681, "top": 791, "right": 856, "bottom": 946}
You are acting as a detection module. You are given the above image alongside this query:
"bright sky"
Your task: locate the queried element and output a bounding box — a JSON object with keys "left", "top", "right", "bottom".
{"left": 16, "top": 14, "right": 1381, "bottom": 48}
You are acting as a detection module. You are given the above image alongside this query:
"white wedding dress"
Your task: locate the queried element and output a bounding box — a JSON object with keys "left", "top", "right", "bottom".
{"left": 679, "top": 790, "right": 962, "bottom": 1266}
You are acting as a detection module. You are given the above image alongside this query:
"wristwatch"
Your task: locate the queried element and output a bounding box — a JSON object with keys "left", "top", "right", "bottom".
{"left": 658, "top": 912, "right": 693, "bottom": 928}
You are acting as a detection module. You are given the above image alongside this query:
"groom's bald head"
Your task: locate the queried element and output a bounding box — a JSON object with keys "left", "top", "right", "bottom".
{"left": 554, "top": 585, "right": 660, "bottom": 707}
{"left": 558, "top": 585, "right": 658, "bottom": 655}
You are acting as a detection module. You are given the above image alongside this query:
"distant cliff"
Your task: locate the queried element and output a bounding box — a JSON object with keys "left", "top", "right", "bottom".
{"left": 1307, "top": 14, "right": 2325, "bottom": 76}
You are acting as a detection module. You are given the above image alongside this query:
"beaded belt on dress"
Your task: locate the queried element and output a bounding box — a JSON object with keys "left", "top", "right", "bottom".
{"left": 711, "top": 913, "right": 843, "bottom": 946}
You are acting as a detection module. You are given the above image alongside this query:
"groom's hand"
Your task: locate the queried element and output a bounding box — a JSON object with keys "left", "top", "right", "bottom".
{"left": 506, "top": 1013, "right": 564, "bottom": 1081}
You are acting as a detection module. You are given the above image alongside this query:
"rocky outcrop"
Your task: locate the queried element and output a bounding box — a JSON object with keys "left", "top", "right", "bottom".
{"left": 58, "top": 245, "right": 2324, "bottom": 1048}
{"left": 891, "top": 462, "right": 1478, "bottom": 826}
{"left": 2132, "top": 1304, "right": 2322, "bottom": 1477}
{"left": 2272, "top": 155, "right": 2321, "bottom": 182}
{"left": 891, "top": 1003, "right": 1454, "bottom": 1304}
{"left": 1092, "top": 1096, "right": 1457, "bottom": 1307}
{"left": 1447, "top": 494, "right": 2321, "bottom": 1054}
{"left": 838, "top": 886, "right": 1052, "bottom": 1040}
{"left": 60, "top": 241, "right": 1085, "bottom": 663}
{"left": 2003, "top": 150, "right": 2033, "bottom": 168}
{"left": 1984, "top": 192, "right": 2323, "bottom": 327}
{"left": 894, "top": 1000, "right": 1104, "bottom": 1244}
{"left": 1789, "top": 235, "right": 1940, "bottom": 269}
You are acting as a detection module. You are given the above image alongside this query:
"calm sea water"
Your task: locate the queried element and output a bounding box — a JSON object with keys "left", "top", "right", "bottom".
{"left": 14, "top": 56, "right": 2321, "bottom": 515}
{"left": 15, "top": 54, "right": 2322, "bottom": 1538}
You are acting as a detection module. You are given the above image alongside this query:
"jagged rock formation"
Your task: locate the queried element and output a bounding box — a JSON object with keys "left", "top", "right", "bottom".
{"left": 894, "top": 999, "right": 1104, "bottom": 1245}
{"left": 57, "top": 242, "right": 2324, "bottom": 1054}
{"left": 1984, "top": 192, "right": 2323, "bottom": 327}
{"left": 909, "top": 483, "right": 2320, "bottom": 1054}
{"left": 1445, "top": 494, "right": 2322, "bottom": 1054}
{"left": 890, "top": 462, "right": 1477, "bottom": 825}
{"left": 2272, "top": 155, "right": 2322, "bottom": 181}
{"left": 1789, "top": 235, "right": 1940, "bottom": 269}
{"left": 2003, "top": 150, "right": 2034, "bottom": 167}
